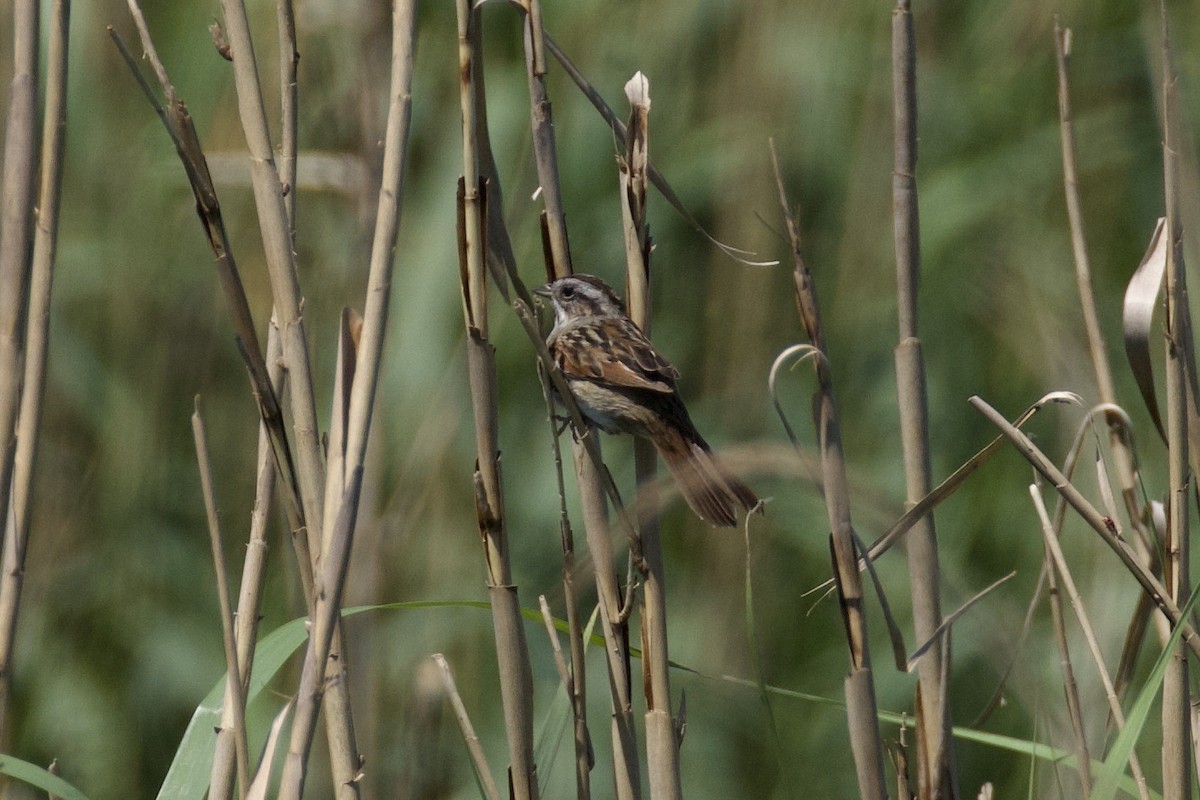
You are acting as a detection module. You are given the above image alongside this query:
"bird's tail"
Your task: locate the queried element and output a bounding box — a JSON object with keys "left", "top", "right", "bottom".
{"left": 653, "top": 427, "right": 759, "bottom": 527}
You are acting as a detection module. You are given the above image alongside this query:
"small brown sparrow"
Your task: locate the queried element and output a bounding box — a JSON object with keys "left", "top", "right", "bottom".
{"left": 534, "top": 274, "right": 758, "bottom": 527}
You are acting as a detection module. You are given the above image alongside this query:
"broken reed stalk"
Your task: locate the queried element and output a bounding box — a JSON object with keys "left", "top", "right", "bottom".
{"left": 0, "top": 0, "right": 67, "bottom": 749}
{"left": 1053, "top": 21, "right": 1141, "bottom": 510}
{"left": 209, "top": 321, "right": 284, "bottom": 800}
{"left": 1053, "top": 20, "right": 1162, "bottom": 717}
{"left": 1158, "top": 3, "right": 1192, "bottom": 795}
{"left": 434, "top": 655, "right": 503, "bottom": 800}
{"left": 515, "top": 2, "right": 641, "bottom": 796}
{"left": 456, "top": 4, "right": 540, "bottom": 798}
{"left": 770, "top": 147, "right": 887, "bottom": 799}
{"left": 620, "top": 72, "right": 682, "bottom": 800}
{"left": 523, "top": 0, "right": 571, "bottom": 275}
{"left": 192, "top": 400, "right": 250, "bottom": 800}
{"left": 1029, "top": 486, "right": 1152, "bottom": 800}
{"left": 889, "top": 3, "right": 953, "bottom": 795}
{"left": 0, "top": 0, "right": 40, "bottom": 742}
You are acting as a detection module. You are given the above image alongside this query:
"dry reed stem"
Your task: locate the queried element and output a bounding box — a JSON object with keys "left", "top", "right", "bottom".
{"left": 1040, "top": 511, "right": 1092, "bottom": 796}
{"left": 192, "top": 400, "right": 250, "bottom": 800}
{"left": 890, "top": 3, "right": 952, "bottom": 794}
{"left": 0, "top": 0, "right": 39, "bottom": 741}
{"left": 1158, "top": 3, "right": 1192, "bottom": 795}
{"left": 537, "top": 365, "right": 593, "bottom": 800}
{"left": 1030, "top": 486, "right": 1152, "bottom": 800}
{"left": 456, "top": 5, "right": 540, "bottom": 797}
{"left": 1054, "top": 20, "right": 1160, "bottom": 720}
{"left": 970, "top": 396, "right": 1200, "bottom": 660}
{"left": 313, "top": 315, "right": 363, "bottom": 793}
{"left": 771, "top": 145, "right": 887, "bottom": 799}
{"left": 277, "top": 464, "right": 365, "bottom": 800}
{"left": 215, "top": 0, "right": 328, "bottom": 570}
{"left": 620, "top": 72, "right": 682, "bottom": 800}
{"left": 209, "top": 320, "right": 284, "bottom": 800}
{"left": 433, "top": 654, "right": 503, "bottom": 800}
{"left": 0, "top": 0, "right": 67, "bottom": 751}
{"left": 276, "top": 0, "right": 298, "bottom": 234}
{"left": 523, "top": 0, "right": 571, "bottom": 277}
{"left": 313, "top": 0, "right": 416, "bottom": 782}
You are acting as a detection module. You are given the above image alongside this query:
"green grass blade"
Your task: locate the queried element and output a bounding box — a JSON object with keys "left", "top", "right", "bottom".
{"left": 0, "top": 754, "right": 91, "bottom": 800}
{"left": 1092, "top": 582, "right": 1200, "bottom": 800}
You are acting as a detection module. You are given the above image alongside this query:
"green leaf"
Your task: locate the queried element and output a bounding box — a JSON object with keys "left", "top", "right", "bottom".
{"left": 1092, "top": 582, "right": 1200, "bottom": 800}
{"left": 0, "top": 755, "right": 90, "bottom": 800}
{"left": 157, "top": 600, "right": 488, "bottom": 799}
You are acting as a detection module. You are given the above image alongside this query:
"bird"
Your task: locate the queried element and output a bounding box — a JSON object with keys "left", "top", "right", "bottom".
{"left": 533, "top": 274, "right": 758, "bottom": 527}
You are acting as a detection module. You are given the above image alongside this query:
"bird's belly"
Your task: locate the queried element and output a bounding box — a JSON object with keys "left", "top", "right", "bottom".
{"left": 567, "top": 380, "right": 638, "bottom": 436}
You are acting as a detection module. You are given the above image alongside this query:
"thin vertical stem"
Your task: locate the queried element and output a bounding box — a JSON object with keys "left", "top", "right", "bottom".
{"left": 1159, "top": 4, "right": 1192, "bottom": 797}
{"left": 620, "top": 72, "right": 681, "bottom": 800}
{"left": 456, "top": 4, "right": 539, "bottom": 798}
{"left": 208, "top": 321, "right": 284, "bottom": 800}
{"left": 772, "top": 146, "right": 888, "bottom": 800}
{"left": 891, "top": 3, "right": 952, "bottom": 796}
{"left": 192, "top": 400, "right": 250, "bottom": 800}
{"left": 0, "top": 0, "right": 66, "bottom": 749}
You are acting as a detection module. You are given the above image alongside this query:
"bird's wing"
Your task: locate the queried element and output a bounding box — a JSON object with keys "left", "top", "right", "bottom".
{"left": 554, "top": 318, "right": 679, "bottom": 394}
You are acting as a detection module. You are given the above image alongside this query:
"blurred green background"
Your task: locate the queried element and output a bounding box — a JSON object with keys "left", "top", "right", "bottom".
{"left": 2, "top": 0, "right": 1198, "bottom": 796}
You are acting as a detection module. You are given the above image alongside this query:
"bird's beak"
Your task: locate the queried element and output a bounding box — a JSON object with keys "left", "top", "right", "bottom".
{"left": 532, "top": 284, "right": 553, "bottom": 298}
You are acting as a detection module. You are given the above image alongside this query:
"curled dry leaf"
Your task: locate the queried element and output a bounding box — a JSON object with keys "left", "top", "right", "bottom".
{"left": 1122, "top": 218, "right": 1168, "bottom": 442}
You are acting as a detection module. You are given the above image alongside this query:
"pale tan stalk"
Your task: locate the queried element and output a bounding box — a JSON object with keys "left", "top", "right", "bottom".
{"left": 890, "top": 4, "right": 953, "bottom": 795}
{"left": 215, "top": 0, "right": 327, "bottom": 558}
{"left": 620, "top": 72, "right": 681, "bottom": 800}
{"left": 276, "top": 0, "right": 298, "bottom": 234}
{"left": 277, "top": 466, "right": 365, "bottom": 800}
{"left": 537, "top": 366, "right": 592, "bottom": 800}
{"left": 1158, "top": 4, "right": 1191, "bottom": 796}
{"left": 523, "top": 0, "right": 571, "bottom": 276}
{"left": 192, "top": 400, "right": 250, "bottom": 800}
{"left": 433, "top": 654, "right": 503, "bottom": 800}
{"left": 0, "top": 0, "right": 39, "bottom": 741}
{"left": 772, "top": 148, "right": 887, "bottom": 799}
{"left": 456, "top": 3, "right": 539, "bottom": 797}
{"left": 1041, "top": 517, "right": 1091, "bottom": 796}
{"left": 0, "top": 0, "right": 67, "bottom": 747}
{"left": 209, "top": 321, "right": 284, "bottom": 800}
{"left": 1030, "top": 486, "right": 1151, "bottom": 800}
{"left": 109, "top": 11, "right": 310, "bottom": 597}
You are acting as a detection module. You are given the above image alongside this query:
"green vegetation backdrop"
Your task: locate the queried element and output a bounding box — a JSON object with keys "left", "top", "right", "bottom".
{"left": 2, "top": 0, "right": 1197, "bottom": 795}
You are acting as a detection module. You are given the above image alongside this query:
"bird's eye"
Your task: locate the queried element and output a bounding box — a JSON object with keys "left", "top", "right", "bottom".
{"left": 560, "top": 284, "right": 576, "bottom": 299}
